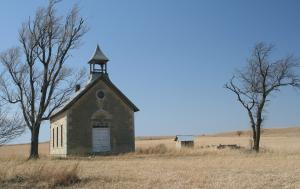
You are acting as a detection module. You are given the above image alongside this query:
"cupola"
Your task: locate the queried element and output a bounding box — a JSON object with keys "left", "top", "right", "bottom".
{"left": 88, "top": 44, "right": 109, "bottom": 80}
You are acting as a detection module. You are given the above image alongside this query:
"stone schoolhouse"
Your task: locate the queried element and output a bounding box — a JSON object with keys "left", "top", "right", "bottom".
{"left": 49, "top": 45, "right": 139, "bottom": 157}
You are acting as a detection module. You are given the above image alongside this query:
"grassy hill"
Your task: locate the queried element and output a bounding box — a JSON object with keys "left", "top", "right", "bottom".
{"left": 210, "top": 127, "right": 300, "bottom": 137}
{"left": 1, "top": 127, "right": 299, "bottom": 158}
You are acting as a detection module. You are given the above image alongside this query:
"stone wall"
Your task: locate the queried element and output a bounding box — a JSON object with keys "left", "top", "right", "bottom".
{"left": 67, "top": 79, "right": 135, "bottom": 155}
{"left": 50, "top": 111, "right": 68, "bottom": 157}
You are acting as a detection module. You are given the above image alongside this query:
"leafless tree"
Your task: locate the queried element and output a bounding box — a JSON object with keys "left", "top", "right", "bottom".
{"left": 225, "top": 42, "right": 300, "bottom": 152}
{"left": 0, "top": 108, "right": 25, "bottom": 145}
{"left": 0, "top": 0, "right": 87, "bottom": 159}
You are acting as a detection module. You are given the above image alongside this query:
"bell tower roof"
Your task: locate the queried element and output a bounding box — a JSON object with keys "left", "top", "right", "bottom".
{"left": 88, "top": 44, "right": 109, "bottom": 65}
{"left": 88, "top": 44, "right": 109, "bottom": 80}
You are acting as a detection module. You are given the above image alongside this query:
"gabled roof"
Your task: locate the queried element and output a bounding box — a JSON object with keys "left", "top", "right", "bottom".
{"left": 174, "top": 135, "right": 194, "bottom": 142}
{"left": 50, "top": 74, "right": 139, "bottom": 119}
{"left": 88, "top": 45, "right": 109, "bottom": 65}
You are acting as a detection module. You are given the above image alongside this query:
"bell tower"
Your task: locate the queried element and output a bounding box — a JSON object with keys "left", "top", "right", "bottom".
{"left": 88, "top": 44, "right": 109, "bottom": 80}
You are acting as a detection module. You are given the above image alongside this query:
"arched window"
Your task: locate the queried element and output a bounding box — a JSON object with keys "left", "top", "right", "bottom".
{"left": 92, "top": 120, "right": 109, "bottom": 128}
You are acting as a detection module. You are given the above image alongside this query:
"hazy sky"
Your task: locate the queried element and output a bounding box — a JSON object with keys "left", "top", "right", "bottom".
{"left": 0, "top": 0, "right": 299, "bottom": 144}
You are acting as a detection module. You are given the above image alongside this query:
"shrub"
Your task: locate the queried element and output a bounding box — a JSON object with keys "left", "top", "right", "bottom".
{"left": 49, "top": 163, "right": 80, "bottom": 187}
{"left": 136, "top": 144, "right": 168, "bottom": 154}
{"left": 236, "top": 131, "right": 243, "bottom": 136}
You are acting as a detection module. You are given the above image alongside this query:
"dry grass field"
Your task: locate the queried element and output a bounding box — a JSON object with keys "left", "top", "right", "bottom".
{"left": 0, "top": 127, "right": 300, "bottom": 189}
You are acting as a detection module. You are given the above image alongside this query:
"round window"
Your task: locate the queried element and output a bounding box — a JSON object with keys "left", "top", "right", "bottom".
{"left": 97, "top": 91, "right": 105, "bottom": 99}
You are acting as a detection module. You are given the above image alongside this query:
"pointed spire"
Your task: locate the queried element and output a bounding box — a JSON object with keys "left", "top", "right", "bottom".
{"left": 88, "top": 44, "right": 109, "bottom": 65}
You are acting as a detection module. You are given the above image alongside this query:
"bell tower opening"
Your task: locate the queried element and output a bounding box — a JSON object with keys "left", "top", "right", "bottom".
{"left": 88, "top": 44, "right": 109, "bottom": 80}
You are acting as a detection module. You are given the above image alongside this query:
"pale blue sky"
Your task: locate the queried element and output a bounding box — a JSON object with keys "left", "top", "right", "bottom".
{"left": 0, "top": 0, "right": 299, "bottom": 144}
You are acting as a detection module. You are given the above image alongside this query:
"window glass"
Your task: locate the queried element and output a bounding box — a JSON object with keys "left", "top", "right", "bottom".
{"left": 93, "top": 121, "right": 109, "bottom": 128}
{"left": 56, "top": 127, "right": 58, "bottom": 148}
{"left": 61, "top": 125, "right": 63, "bottom": 147}
{"left": 52, "top": 128, "right": 54, "bottom": 148}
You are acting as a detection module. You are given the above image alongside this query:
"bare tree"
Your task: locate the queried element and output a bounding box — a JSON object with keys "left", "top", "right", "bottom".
{"left": 0, "top": 108, "right": 25, "bottom": 145}
{"left": 225, "top": 42, "right": 300, "bottom": 152}
{"left": 0, "top": 0, "right": 87, "bottom": 159}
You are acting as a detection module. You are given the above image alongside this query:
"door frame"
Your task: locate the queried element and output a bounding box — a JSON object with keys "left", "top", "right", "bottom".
{"left": 92, "top": 120, "right": 111, "bottom": 153}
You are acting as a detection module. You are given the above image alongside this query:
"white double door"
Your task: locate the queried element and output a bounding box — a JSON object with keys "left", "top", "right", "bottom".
{"left": 92, "top": 127, "right": 111, "bottom": 152}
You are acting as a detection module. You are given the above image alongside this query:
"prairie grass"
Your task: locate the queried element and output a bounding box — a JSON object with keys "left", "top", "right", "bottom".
{"left": 136, "top": 144, "right": 169, "bottom": 154}
{"left": 0, "top": 161, "right": 80, "bottom": 188}
{"left": 0, "top": 127, "right": 299, "bottom": 188}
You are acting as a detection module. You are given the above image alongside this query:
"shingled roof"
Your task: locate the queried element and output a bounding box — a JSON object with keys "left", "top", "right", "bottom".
{"left": 88, "top": 44, "right": 109, "bottom": 65}
{"left": 50, "top": 75, "right": 139, "bottom": 119}
{"left": 174, "top": 135, "right": 194, "bottom": 142}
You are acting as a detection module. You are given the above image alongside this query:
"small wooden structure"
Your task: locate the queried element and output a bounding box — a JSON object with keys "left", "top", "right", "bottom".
{"left": 174, "top": 135, "right": 194, "bottom": 148}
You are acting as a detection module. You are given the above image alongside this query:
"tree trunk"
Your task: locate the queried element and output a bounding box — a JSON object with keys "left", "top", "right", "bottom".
{"left": 254, "top": 96, "right": 265, "bottom": 152}
{"left": 29, "top": 125, "right": 40, "bottom": 159}
{"left": 254, "top": 124, "right": 261, "bottom": 152}
{"left": 251, "top": 124, "right": 256, "bottom": 150}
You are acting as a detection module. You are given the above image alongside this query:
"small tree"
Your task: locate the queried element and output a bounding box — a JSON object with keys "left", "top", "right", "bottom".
{"left": 225, "top": 42, "right": 300, "bottom": 152}
{"left": 0, "top": 0, "right": 87, "bottom": 159}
